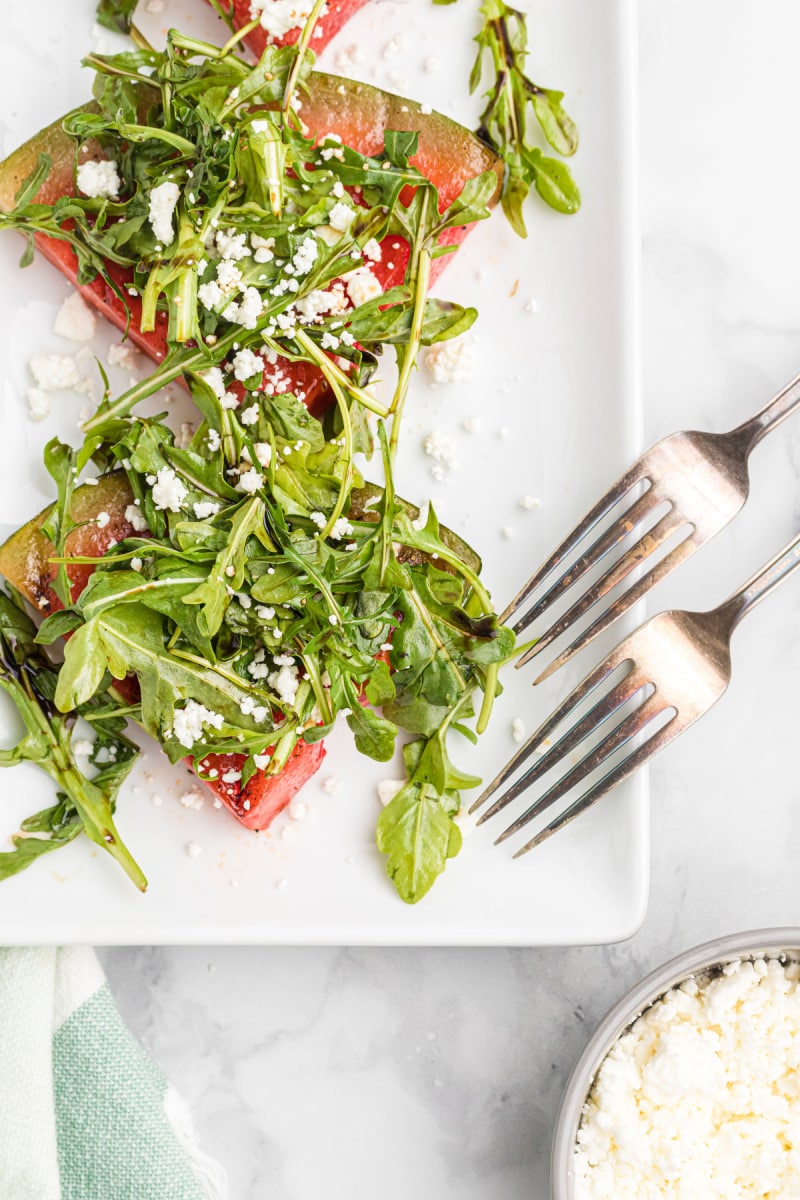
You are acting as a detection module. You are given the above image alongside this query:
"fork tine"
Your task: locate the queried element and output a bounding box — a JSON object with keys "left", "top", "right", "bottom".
{"left": 499, "top": 463, "right": 646, "bottom": 626}
{"left": 474, "top": 663, "right": 647, "bottom": 826}
{"left": 510, "top": 714, "right": 680, "bottom": 857}
{"left": 494, "top": 693, "right": 668, "bottom": 846}
{"left": 533, "top": 533, "right": 700, "bottom": 683}
{"left": 468, "top": 650, "right": 632, "bottom": 816}
{"left": 515, "top": 511, "right": 696, "bottom": 671}
{"left": 512, "top": 487, "right": 665, "bottom": 635}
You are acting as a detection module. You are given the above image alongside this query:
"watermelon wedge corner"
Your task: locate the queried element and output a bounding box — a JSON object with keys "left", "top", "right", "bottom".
{"left": 215, "top": 0, "right": 373, "bottom": 61}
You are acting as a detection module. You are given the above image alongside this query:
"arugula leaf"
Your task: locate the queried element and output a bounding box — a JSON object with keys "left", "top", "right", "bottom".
{"left": 95, "top": 0, "right": 137, "bottom": 34}
{"left": 472, "top": 0, "right": 581, "bottom": 234}
{"left": 0, "top": 589, "right": 145, "bottom": 889}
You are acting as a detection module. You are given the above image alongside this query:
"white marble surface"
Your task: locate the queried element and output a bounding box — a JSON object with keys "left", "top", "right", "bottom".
{"left": 94, "top": 2, "right": 800, "bottom": 1196}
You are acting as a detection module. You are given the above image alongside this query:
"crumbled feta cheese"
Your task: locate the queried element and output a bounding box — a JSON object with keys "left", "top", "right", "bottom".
{"left": 232, "top": 348, "right": 264, "bottom": 382}
{"left": 27, "top": 388, "right": 49, "bottom": 422}
{"left": 239, "top": 404, "right": 259, "bottom": 426}
{"left": 511, "top": 718, "right": 525, "bottom": 744}
{"left": 424, "top": 55, "right": 440, "bottom": 73}
{"left": 95, "top": 511, "right": 110, "bottom": 530}
{"left": 519, "top": 495, "right": 541, "bottom": 510}
{"left": 425, "top": 335, "right": 476, "bottom": 384}
{"left": 329, "top": 517, "right": 353, "bottom": 540}
{"left": 215, "top": 228, "right": 251, "bottom": 261}
{"left": 291, "top": 235, "right": 318, "bottom": 275}
{"left": 193, "top": 500, "right": 220, "bottom": 520}
{"left": 309, "top": 511, "right": 326, "bottom": 529}
{"left": 54, "top": 292, "right": 96, "bottom": 343}
{"left": 186, "top": 841, "right": 203, "bottom": 858}
{"left": 215, "top": 259, "right": 242, "bottom": 295}
{"left": 576, "top": 957, "right": 800, "bottom": 1199}
{"left": 268, "top": 662, "right": 300, "bottom": 706}
{"left": 221, "top": 768, "right": 242, "bottom": 784}
{"left": 151, "top": 466, "right": 187, "bottom": 512}
{"left": 253, "top": 442, "right": 272, "bottom": 468}
{"left": 501, "top": 526, "right": 514, "bottom": 540}
{"left": 362, "top": 237, "right": 383, "bottom": 262}
{"left": 345, "top": 267, "right": 382, "bottom": 308}
{"left": 328, "top": 201, "right": 355, "bottom": 232}
{"left": 77, "top": 159, "right": 121, "bottom": 199}
{"left": 376, "top": 779, "right": 405, "bottom": 807}
{"left": 131, "top": 557, "right": 143, "bottom": 572}
{"left": 207, "top": 428, "right": 222, "bottom": 453}
{"left": 107, "top": 342, "right": 140, "bottom": 370}
{"left": 462, "top": 416, "right": 481, "bottom": 434}
{"left": 72, "top": 738, "right": 93, "bottom": 758}
{"left": 382, "top": 32, "right": 407, "bottom": 58}
{"left": 294, "top": 288, "right": 340, "bottom": 324}
{"left": 224, "top": 286, "right": 264, "bottom": 330}
{"left": 237, "top": 468, "right": 264, "bottom": 494}
{"left": 198, "top": 280, "right": 223, "bottom": 310}
{"left": 124, "top": 505, "right": 148, "bottom": 534}
{"left": 321, "top": 776, "right": 342, "bottom": 796}
{"left": 148, "top": 180, "right": 180, "bottom": 246}
{"left": 180, "top": 789, "right": 204, "bottom": 811}
{"left": 29, "top": 353, "right": 81, "bottom": 391}
{"left": 200, "top": 367, "right": 237, "bottom": 409}
{"left": 249, "top": 0, "right": 321, "bottom": 39}
{"left": 171, "top": 700, "right": 225, "bottom": 748}
{"left": 288, "top": 800, "right": 307, "bottom": 821}
{"left": 422, "top": 431, "right": 456, "bottom": 477}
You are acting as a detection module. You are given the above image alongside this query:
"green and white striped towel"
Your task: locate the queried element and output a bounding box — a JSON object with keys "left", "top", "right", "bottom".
{"left": 0, "top": 947, "right": 227, "bottom": 1200}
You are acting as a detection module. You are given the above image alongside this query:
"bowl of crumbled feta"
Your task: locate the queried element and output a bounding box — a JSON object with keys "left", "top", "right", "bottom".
{"left": 552, "top": 928, "right": 800, "bottom": 1199}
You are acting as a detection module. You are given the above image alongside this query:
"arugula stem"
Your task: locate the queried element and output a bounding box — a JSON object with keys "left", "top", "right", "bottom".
{"left": 475, "top": 662, "right": 498, "bottom": 734}
{"left": 389, "top": 193, "right": 431, "bottom": 460}
{"left": 300, "top": 653, "right": 332, "bottom": 725}
{"left": 219, "top": 17, "right": 260, "bottom": 57}
{"left": 293, "top": 331, "right": 353, "bottom": 539}
{"left": 293, "top": 330, "right": 388, "bottom": 417}
{"left": 282, "top": 0, "right": 327, "bottom": 114}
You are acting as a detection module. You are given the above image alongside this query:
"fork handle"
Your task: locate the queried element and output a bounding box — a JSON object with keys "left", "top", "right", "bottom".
{"left": 720, "top": 531, "right": 800, "bottom": 631}
{"left": 732, "top": 372, "right": 800, "bottom": 450}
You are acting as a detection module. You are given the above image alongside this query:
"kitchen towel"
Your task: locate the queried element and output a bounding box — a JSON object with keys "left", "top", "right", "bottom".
{"left": 0, "top": 946, "right": 228, "bottom": 1200}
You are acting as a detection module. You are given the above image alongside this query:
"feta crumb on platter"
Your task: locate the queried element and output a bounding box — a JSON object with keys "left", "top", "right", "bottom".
{"left": 575, "top": 957, "right": 800, "bottom": 1199}
{"left": 54, "top": 293, "right": 96, "bottom": 343}
{"left": 376, "top": 779, "right": 405, "bottom": 807}
{"left": 29, "top": 353, "right": 81, "bottom": 391}
{"left": 424, "top": 335, "right": 476, "bottom": 384}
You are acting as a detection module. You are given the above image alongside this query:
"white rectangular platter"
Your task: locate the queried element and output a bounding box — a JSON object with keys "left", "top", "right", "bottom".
{"left": 0, "top": 0, "right": 644, "bottom": 944}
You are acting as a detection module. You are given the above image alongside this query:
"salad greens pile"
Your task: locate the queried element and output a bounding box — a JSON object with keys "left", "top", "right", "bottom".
{"left": 0, "top": 18, "right": 516, "bottom": 902}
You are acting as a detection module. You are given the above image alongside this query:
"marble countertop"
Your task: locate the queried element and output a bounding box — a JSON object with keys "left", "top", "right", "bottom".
{"left": 99, "top": 2, "right": 800, "bottom": 1195}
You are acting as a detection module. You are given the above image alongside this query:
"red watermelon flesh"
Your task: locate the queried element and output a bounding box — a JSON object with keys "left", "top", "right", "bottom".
{"left": 219, "top": 0, "right": 372, "bottom": 59}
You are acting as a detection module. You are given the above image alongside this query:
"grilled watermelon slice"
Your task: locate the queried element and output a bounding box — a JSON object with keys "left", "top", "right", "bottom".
{"left": 0, "top": 473, "right": 325, "bottom": 830}
{"left": 0, "top": 74, "right": 500, "bottom": 412}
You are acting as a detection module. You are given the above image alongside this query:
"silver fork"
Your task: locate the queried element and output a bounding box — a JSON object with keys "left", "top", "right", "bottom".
{"left": 473, "top": 531, "right": 800, "bottom": 856}
{"left": 506, "top": 373, "right": 800, "bottom": 683}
